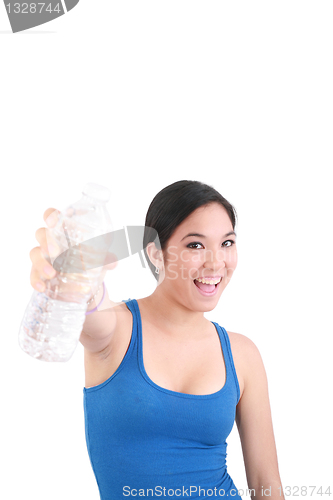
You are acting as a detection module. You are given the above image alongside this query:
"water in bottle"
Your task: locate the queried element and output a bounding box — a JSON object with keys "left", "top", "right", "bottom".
{"left": 18, "top": 182, "right": 113, "bottom": 362}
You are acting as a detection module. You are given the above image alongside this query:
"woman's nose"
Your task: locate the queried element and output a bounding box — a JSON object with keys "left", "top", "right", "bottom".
{"left": 202, "top": 249, "right": 226, "bottom": 270}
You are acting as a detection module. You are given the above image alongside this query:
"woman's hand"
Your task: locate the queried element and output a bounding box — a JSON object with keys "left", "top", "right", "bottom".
{"left": 29, "top": 207, "right": 117, "bottom": 297}
{"left": 29, "top": 208, "right": 61, "bottom": 293}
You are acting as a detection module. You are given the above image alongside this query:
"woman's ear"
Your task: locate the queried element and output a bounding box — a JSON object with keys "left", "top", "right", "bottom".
{"left": 146, "top": 242, "right": 164, "bottom": 271}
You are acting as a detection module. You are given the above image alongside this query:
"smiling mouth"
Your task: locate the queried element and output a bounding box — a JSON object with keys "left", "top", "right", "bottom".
{"left": 194, "top": 277, "right": 222, "bottom": 285}
{"left": 193, "top": 277, "right": 222, "bottom": 295}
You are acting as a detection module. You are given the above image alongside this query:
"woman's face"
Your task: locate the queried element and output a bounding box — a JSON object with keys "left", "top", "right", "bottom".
{"left": 155, "top": 202, "right": 238, "bottom": 312}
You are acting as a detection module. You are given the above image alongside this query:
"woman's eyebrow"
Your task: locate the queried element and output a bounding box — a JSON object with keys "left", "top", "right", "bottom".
{"left": 181, "top": 230, "right": 236, "bottom": 241}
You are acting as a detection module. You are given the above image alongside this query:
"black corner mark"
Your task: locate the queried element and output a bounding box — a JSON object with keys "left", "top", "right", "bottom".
{"left": 64, "top": 0, "right": 79, "bottom": 11}
{"left": 4, "top": 0, "right": 80, "bottom": 33}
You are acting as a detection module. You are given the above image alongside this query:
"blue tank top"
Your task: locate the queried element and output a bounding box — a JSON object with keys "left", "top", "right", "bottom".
{"left": 83, "top": 299, "right": 242, "bottom": 500}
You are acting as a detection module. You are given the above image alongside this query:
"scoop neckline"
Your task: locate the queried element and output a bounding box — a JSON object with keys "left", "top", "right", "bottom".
{"left": 131, "top": 298, "right": 229, "bottom": 400}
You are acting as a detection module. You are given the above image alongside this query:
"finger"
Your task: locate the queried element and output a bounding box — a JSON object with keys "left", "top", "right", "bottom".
{"left": 30, "top": 247, "right": 57, "bottom": 280}
{"left": 35, "top": 227, "right": 60, "bottom": 260}
{"left": 44, "top": 207, "right": 60, "bottom": 228}
{"left": 30, "top": 266, "right": 46, "bottom": 292}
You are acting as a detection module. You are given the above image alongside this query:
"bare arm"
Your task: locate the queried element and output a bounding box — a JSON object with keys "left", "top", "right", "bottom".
{"left": 79, "top": 283, "right": 118, "bottom": 354}
{"left": 235, "top": 336, "right": 285, "bottom": 500}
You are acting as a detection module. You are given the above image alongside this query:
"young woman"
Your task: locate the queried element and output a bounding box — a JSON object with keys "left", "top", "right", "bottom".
{"left": 30, "top": 180, "right": 284, "bottom": 499}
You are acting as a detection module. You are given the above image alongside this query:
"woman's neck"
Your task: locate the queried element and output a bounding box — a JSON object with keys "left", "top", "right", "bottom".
{"left": 138, "top": 287, "right": 209, "bottom": 340}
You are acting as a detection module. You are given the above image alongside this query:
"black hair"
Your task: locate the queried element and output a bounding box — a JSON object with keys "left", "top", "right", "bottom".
{"left": 143, "top": 180, "right": 238, "bottom": 281}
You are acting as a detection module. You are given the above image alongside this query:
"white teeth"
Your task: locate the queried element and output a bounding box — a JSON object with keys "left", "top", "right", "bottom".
{"left": 195, "top": 277, "right": 221, "bottom": 285}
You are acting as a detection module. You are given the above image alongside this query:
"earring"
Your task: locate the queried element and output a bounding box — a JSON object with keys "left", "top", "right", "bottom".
{"left": 155, "top": 266, "right": 159, "bottom": 274}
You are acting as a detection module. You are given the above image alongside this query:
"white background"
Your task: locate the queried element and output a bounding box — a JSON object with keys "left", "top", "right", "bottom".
{"left": 0, "top": 1, "right": 332, "bottom": 499}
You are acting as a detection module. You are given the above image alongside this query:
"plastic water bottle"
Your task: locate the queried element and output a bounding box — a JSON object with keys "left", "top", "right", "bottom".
{"left": 18, "top": 182, "right": 113, "bottom": 362}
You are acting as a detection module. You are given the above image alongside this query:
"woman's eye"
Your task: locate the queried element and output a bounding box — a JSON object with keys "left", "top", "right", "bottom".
{"left": 187, "top": 240, "right": 235, "bottom": 250}
{"left": 223, "top": 239, "right": 235, "bottom": 247}
{"left": 187, "top": 242, "right": 203, "bottom": 249}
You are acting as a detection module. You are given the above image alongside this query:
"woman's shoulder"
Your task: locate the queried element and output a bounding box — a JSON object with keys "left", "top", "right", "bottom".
{"left": 226, "top": 330, "right": 263, "bottom": 368}
{"left": 226, "top": 330, "right": 259, "bottom": 355}
{"left": 225, "top": 330, "right": 264, "bottom": 400}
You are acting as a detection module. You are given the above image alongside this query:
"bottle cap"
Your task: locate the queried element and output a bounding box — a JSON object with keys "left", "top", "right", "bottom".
{"left": 82, "top": 182, "right": 111, "bottom": 202}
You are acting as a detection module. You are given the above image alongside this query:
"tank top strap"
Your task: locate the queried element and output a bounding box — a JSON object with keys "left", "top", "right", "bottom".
{"left": 122, "top": 298, "right": 138, "bottom": 326}
{"left": 122, "top": 298, "right": 134, "bottom": 308}
{"left": 211, "top": 322, "right": 241, "bottom": 404}
{"left": 121, "top": 297, "right": 139, "bottom": 352}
